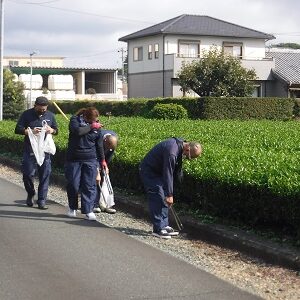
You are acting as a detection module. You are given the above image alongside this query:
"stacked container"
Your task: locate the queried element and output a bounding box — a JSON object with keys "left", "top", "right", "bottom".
{"left": 48, "top": 75, "right": 75, "bottom": 100}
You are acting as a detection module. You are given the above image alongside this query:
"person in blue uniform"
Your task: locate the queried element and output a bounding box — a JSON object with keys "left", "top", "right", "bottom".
{"left": 139, "top": 138, "right": 202, "bottom": 239}
{"left": 94, "top": 129, "right": 118, "bottom": 214}
{"left": 65, "top": 107, "right": 108, "bottom": 221}
{"left": 15, "top": 96, "right": 58, "bottom": 209}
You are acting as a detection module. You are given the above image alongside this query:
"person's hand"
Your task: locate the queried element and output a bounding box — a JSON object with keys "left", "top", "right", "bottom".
{"left": 96, "top": 168, "right": 101, "bottom": 184}
{"left": 33, "top": 127, "right": 42, "bottom": 134}
{"left": 101, "top": 160, "right": 109, "bottom": 173}
{"left": 45, "top": 125, "right": 55, "bottom": 134}
{"left": 91, "top": 122, "right": 101, "bottom": 130}
{"left": 165, "top": 196, "right": 174, "bottom": 207}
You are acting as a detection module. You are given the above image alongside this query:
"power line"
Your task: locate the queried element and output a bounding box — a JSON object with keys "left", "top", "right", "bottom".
{"left": 9, "top": 0, "right": 154, "bottom": 25}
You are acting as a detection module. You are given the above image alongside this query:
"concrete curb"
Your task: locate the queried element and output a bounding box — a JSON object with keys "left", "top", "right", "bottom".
{"left": 1, "top": 155, "right": 299, "bottom": 271}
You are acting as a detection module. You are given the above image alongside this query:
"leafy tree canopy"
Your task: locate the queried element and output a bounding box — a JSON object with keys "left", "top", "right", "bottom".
{"left": 271, "top": 43, "right": 300, "bottom": 49}
{"left": 177, "top": 47, "right": 257, "bottom": 97}
{"left": 3, "top": 69, "right": 25, "bottom": 120}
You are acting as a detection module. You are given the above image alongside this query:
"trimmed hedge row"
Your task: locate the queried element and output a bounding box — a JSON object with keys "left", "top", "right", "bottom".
{"left": 48, "top": 97, "right": 296, "bottom": 120}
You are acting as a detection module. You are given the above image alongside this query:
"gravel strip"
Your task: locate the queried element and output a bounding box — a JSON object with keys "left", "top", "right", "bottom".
{"left": 1, "top": 164, "right": 299, "bottom": 300}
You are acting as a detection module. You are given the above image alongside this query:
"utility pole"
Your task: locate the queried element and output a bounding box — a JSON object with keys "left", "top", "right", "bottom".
{"left": 0, "top": 0, "right": 4, "bottom": 121}
{"left": 29, "top": 51, "right": 37, "bottom": 108}
{"left": 118, "top": 48, "right": 127, "bottom": 83}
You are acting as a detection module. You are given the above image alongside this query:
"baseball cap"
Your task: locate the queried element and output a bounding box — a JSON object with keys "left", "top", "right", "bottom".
{"left": 35, "top": 96, "right": 49, "bottom": 106}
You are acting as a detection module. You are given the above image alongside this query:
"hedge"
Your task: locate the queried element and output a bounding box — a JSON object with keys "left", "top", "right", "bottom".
{"left": 48, "top": 97, "right": 296, "bottom": 120}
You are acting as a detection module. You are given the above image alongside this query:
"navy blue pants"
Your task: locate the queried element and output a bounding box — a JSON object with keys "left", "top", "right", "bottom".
{"left": 139, "top": 168, "right": 169, "bottom": 232}
{"left": 65, "top": 160, "right": 98, "bottom": 214}
{"left": 21, "top": 151, "right": 52, "bottom": 207}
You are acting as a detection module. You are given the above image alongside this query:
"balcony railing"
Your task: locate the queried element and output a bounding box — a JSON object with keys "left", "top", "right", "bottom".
{"left": 165, "top": 54, "right": 275, "bottom": 80}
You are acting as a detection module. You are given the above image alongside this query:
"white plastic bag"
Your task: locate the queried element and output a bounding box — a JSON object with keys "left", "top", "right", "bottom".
{"left": 44, "top": 134, "right": 56, "bottom": 155}
{"left": 27, "top": 120, "right": 56, "bottom": 166}
{"left": 27, "top": 126, "right": 46, "bottom": 166}
{"left": 99, "top": 173, "right": 115, "bottom": 208}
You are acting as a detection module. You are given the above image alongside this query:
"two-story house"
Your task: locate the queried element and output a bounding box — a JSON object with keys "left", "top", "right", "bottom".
{"left": 119, "top": 14, "right": 276, "bottom": 98}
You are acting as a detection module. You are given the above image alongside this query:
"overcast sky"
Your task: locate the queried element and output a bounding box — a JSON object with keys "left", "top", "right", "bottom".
{"left": 3, "top": 0, "right": 300, "bottom": 68}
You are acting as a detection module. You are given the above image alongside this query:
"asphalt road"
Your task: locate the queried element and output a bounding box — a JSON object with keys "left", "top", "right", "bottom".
{"left": 0, "top": 178, "right": 261, "bottom": 300}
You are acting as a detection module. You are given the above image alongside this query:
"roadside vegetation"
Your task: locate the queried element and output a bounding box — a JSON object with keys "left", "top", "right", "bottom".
{"left": 0, "top": 115, "right": 299, "bottom": 246}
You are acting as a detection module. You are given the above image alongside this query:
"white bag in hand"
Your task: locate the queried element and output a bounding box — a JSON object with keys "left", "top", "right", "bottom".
{"left": 99, "top": 173, "right": 115, "bottom": 208}
{"left": 27, "top": 126, "right": 46, "bottom": 166}
{"left": 44, "top": 134, "right": 56, "bottom": 155}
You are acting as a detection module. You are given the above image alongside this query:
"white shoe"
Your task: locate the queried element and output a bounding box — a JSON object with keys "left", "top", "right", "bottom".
{"left": 152, "top": 229, "right": 171, "bottom": 239}
{"left": 163, "top": 226, "right": 179, "bottom": 236}
{"left": 85, "top": 212, "right": 97, "bottom": 221}
{"left": 67, "top": 208, "right": 77, "bottom": 218}
{"left": 93, "top": 207, "right": 101, "bottom": 213}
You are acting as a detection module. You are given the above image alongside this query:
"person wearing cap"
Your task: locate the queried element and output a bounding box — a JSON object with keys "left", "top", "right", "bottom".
{"left": 139, "top": 138, "right": 202, "bottom": 239}
{"left": 15, "top": 96, "right": 58, "bottom": 209}
{"left": 94, "top": 129, "right": 118, "bottom": 214}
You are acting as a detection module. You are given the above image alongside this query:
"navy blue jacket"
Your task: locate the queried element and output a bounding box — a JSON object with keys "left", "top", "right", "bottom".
{"left": 101, "top": 129, "right": 118, "bottom": 164}
{"left": 66, "top": 115, "right": 105, "bottom": 162}
{"left": 140, "top": 138, "right": 183, "bottom": 197}
{"left": 15, "top": 108, "right": 58, "bottom": 153}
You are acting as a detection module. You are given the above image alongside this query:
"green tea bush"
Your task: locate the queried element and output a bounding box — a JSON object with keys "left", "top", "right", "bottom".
{"left": 149, "top": 103, "right": 188, "bottom": 120}
{"left": 1, "top": 116, "right": 299, "bottom": 235}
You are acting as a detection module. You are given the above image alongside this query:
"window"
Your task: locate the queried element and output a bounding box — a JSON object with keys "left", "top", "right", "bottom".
{"left": 178, "top": 40, "right": 200, "bottom": 58}
{"left": 252, "top": 85, "right": 261, "bottom": 97}
{"left": 148, "top": 45, "right": 152, "bottom": 60}
{"left": 9, "top": 60, "right": 19, "bottom": 66}
{"left": 133, "top": 47, "right": 143, "bottom": 61}
{"left": 154, "top": 43, "right": 159, "bottom": 59}
{"left": 223, "top": 42, "right": 243, "bottom": 58}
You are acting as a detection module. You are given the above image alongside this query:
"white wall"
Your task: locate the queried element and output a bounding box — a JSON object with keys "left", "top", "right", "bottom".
{"left": 128, "top": 34, "right": 268, "bottom": 74}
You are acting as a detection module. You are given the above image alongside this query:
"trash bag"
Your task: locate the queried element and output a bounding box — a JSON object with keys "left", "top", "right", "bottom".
{"left": 99, "top": 173, "right": 115, "bottom": 208}
{"left": 27, "top": 126, "right": 46, "bottom": 166}
{"left": 44, "top": 134, "right": 56, "bottom": 155}
{"left": 27, "top": 120, "right": 56, "bottom": 166}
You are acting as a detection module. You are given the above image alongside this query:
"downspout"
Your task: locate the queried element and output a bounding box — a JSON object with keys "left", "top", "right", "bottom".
{"left": 162, "top": 34, "right": 165, "bottom": 97}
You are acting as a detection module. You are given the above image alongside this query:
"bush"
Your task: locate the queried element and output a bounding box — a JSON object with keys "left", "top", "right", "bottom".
{"left": 294, "top": 98, "right": 300, "bottom": 118}
{"left": 48, "top": 96, "right": 296, "bottom": 121}
{"left": 149, "top": 103, "right": 188, "bottom": 120}
{"left": 3, "top": 69, "right": 25, "bottom": 120}
{"left": 202, "top": 97, "right": 295, "bottom": 120}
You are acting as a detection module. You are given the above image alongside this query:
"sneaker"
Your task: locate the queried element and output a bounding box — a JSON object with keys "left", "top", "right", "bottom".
{"left": 26, "top": 195, "right": 34, "bottom": 207}
{"left": 38, "top": 204, "right": 48, "bottom": 210}
{"left": 85, "top": 212, "right": 97, "bottom": 221}
{"left": 67, "top": 209, "right": 77, "bottom": 218}
{"left": 163, "top": 226, "right": 179, "bottom": 236}
{"left": 152, "top": 229, "right": 171, "bottom": 239}
{"left": 104, "top": 207, "right": 116, "bottom": 214}
{"left": 93, "top": 207, "right": 101, "bottom": 213}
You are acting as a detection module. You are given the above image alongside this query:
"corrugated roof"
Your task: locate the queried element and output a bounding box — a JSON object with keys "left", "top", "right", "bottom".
{"left": 119, "top": 14, "right": 275, "bottom": 41}
{"left": 266, "top": 51, "right": 300, "bottom": 84}
{"left": 10, "top": 66, "right": 117, "bottom": 71}
{"left": 9, "top": 66, "right": 117, "bottom": 75}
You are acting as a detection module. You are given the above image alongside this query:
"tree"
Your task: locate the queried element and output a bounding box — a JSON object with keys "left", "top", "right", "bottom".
{"left": 177, "top": 47, "right": 257, "bottom": 97}
{"left": 271, "top": 43, "right": 300, "bottom": 49}
{"left": 3, "top": 69, "right": 26, "bottom": 120}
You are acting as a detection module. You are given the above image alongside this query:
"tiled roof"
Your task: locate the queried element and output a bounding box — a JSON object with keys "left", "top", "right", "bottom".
{"left": 266, "top": 51, "right": 300, "bottom": 84}
{"left": 119, "top": 14, "right": 275, "bottom": 41}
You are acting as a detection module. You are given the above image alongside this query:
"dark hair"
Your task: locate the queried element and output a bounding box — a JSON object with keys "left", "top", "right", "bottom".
{"left": 76, "top": 107, "right": 99, "bottom": 123}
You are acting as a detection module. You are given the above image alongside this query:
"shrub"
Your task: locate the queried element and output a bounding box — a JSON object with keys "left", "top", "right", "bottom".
{"left": 149, "top": 103, "right": 188, "bottom": 120}
{"left": 3, "top": 69, "right": 25, "bottom": 120}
